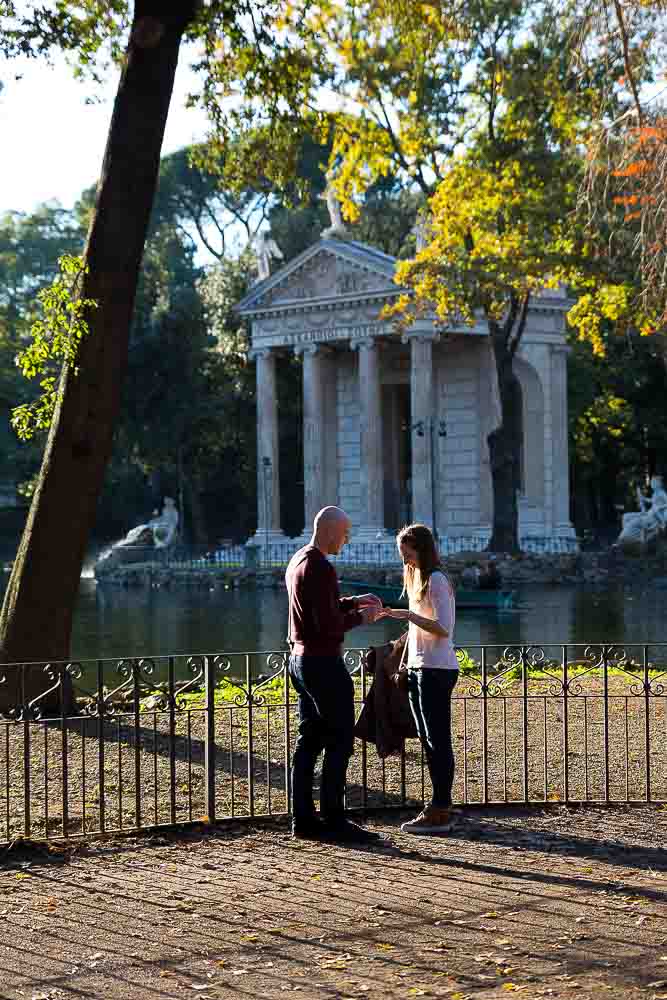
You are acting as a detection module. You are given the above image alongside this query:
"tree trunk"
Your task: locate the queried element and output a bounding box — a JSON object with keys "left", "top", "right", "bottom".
{"left": 0, "top": 3, "right": 199, "bottom": 714}
{"left": 487, "top": 322, "right": 522, "bottom": 553}
{"left": 186, "top": 471, "right": 209, "bottom": 546}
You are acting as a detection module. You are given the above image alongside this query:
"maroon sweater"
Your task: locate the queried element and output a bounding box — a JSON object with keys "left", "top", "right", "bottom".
{"left": 285, "top": 545, "right": 362, "bottom": 656}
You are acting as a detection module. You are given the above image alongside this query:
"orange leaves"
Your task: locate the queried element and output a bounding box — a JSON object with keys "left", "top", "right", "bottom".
{"left": 629, "top": 123, "right": 667, "bottom": 144}
{"left": 612, "top": 158, "right": 651, "bottom": 177}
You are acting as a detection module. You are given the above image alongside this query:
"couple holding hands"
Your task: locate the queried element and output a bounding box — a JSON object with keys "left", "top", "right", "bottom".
{"left": 285, "top": 506, "right": 458, "bottom": 843}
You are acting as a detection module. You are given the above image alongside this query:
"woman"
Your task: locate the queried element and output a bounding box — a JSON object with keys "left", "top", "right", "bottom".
{"left": 378, "top": 523, "right": 458, "bottom": 834}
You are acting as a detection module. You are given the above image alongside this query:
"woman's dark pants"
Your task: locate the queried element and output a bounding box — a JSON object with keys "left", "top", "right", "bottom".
{"left": 289, "top": 654, "right": 355, "bottom": 825}
{"left": 407, "top": 668, "right": 458, "bottom": 808}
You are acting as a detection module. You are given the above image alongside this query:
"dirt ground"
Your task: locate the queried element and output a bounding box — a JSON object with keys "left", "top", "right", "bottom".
{"left": 0, "top": 804, "right": 666, "bottom": 1000}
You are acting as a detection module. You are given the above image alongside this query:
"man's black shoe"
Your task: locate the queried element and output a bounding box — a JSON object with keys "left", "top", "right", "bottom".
{"left": 291, "top": 817, "right": 328, "bottom": 840}
{"left": 322, "top": 819, "right": 382, "bottom": 844}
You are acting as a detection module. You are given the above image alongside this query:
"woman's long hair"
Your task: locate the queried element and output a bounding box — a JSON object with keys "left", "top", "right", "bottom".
{"left": 397, "top": 523, "right": 445, "bottom": 604}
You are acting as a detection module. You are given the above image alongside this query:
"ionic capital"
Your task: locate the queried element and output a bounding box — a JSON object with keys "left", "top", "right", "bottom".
{"left": 350, "top": 336, "right": 380, "bottom": 353}
{"left": 247, "top": 347, "right": 274, "bottom": 362}
{"left": 401, "top": 330, "right": 440, "bottom": 346}
{"left": 293, "top": 343, "right": 333, "bottom": 358}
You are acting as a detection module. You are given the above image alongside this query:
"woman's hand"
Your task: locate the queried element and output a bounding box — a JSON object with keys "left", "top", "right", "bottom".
{"left": 378, "top": 606, "right": 448, "bottom": 637}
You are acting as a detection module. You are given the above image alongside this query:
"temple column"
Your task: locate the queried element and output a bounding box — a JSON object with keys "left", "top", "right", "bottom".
{"left": 248, "top": 348, "right": 284, "bottom": 545}
{"left": 550, "top": 344, "right": 576, "bottom": 538}
{"left": 295, "top": 343, "right": 329, "bottom": 530}
{"left": 351, "top": 337, "right": 386, "bottom": 539}
{"left": 404, "top": 325, "right": 439, "bottom": 530}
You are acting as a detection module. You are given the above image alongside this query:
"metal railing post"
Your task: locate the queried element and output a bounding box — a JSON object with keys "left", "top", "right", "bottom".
{"left": 97, "top": 661, "right": 106, "bottom": 833}
{"left": 603, "top": 647, "right": 610, "bottom": 802}
{"left": 562, "top": 646, "right": 569, "bottom": 804}
{"left": 284, "top": 654, "right": 292, "bottom": 816}
{"left": 22, "top": 675, "right": 31, "bottom": 838}
{"left": 481, "top": 647, "right": 488, "bottom": 805}
{"left": 61, "top": 666, "right": 69, "bottom": 838}
{"left": 168, "top": 657, "right": 177, "bottom": 825}
{"left": 133, "top": 661, "right": 142, "bottom": 829}
{"left": 246, "top": 655, "right": 255, "bottom": 817}
{"left": 522, "top": 647, "right": 529, "bottom": 804}
{"left": 204, "top": 655, "right": 217, "bottom": 823}
{"left": 644, "top": 645, "right": 651, "bottom": 802}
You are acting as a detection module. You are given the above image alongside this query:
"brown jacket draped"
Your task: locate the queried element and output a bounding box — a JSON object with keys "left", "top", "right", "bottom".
{"left": 354, "top": 632, "right": 418, "bottom": 758}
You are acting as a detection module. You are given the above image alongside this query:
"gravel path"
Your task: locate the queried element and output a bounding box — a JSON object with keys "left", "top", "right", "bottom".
{"left": 0, "top": 804, "right": 666, "bottom": 1000}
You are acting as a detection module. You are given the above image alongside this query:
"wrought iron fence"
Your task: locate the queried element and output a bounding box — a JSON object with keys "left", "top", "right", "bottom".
{"left": 96, "top": 536, "right": 579, "bottom": 576}
{"left": 0, "top": 642, "right": 664, "bottom": 844}
{"left": 246, "top": 536, "right": 579, "bottom": 565}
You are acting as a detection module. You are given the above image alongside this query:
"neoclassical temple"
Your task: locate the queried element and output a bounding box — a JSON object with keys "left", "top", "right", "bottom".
{"left": 237, "top": 234, "right": 577, "bottom": 554}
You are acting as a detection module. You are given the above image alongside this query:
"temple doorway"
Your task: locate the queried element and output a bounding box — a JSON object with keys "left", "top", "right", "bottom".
{"left": 382, "top": 383, "right": 412, "bottom": 531}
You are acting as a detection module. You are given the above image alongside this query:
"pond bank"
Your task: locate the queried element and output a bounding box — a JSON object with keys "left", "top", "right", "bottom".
{"left": 94, "top": 548, "right": 667, "bottom": 590}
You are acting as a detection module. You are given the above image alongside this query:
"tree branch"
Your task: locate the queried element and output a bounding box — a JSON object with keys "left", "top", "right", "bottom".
{"left": 508, "top": 292, "right": 531, "bottom": 357}
{"left": 611, "top": 0, "right": 643, "bottom": 125}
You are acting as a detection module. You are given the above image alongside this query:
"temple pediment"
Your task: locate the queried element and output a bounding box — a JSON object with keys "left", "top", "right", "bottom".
{"left": 237, "top": 238, "right": 402, "bottom": 317}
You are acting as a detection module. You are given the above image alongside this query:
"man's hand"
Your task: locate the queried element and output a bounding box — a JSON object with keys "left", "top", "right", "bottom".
{"left": 355, "top": 593, "right": 382, "bottom": 609}
{"left": 359, "top": 606, "right": 382, "bottom": 624}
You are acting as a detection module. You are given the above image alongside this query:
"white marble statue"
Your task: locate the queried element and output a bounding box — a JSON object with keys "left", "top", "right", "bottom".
{"left": 617, "top": 475, "right": 667, "bottom": 547}
{"left": 114, "top": 497, "right": 179, "bottom": 550}
{"left": 150, "top": 497, "right": 179, "bottom": 548}
{"left": 320, "top": 182, "right": 348, "bottom": 237}
{"left": 253, "top": 230, "right": 283, "bottom": 281}
{"left": 413, "top": 215, "right": 431, "bottom": 252}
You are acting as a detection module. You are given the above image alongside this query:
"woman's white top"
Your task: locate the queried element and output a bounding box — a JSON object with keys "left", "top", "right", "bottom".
{"left": 407, "top": 570, "right": 458, "bottom": 670}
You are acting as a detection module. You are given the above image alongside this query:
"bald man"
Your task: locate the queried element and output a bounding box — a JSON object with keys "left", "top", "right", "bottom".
{"left": 286, "top": 507, "right": 382, "bottom": 843}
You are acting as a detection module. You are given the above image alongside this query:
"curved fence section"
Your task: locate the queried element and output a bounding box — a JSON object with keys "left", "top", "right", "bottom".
{"left": 0, "top": 641, "right": 665, "bottom": 843}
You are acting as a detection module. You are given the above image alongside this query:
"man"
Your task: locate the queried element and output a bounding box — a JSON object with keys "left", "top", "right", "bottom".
{"left": 286, "top": 506, "right": 382, "bottom": 843}
{"left": 478, "top": 558, "right": 501, "bottom": 591}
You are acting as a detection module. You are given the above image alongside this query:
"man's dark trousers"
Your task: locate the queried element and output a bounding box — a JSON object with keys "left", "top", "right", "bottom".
{"left": 289, "top": 654, "right": 355, "bottom": 825}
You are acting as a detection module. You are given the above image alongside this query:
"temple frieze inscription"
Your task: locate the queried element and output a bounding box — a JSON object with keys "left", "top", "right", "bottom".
{"left": 251, "top": 321, "right": 392, "bottom": 349}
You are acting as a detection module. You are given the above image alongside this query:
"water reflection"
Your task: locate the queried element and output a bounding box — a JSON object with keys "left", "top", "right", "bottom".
{"left": 70, "top": 579, "right": 667, "bottom": 662}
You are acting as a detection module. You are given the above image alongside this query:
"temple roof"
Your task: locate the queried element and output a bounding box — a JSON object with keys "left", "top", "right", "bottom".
{"left": 236, "top": 237, "right": 403, "bottom": 318}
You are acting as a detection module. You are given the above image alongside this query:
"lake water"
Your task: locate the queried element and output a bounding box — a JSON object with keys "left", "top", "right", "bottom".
{"left": 68, "top": 578, "right": 667, "bottom": 662}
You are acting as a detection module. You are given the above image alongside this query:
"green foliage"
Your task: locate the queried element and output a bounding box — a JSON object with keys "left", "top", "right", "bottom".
{"left": 455, "top": 649, "right": 479, "bottom": 676}
{"left": 389, "top": 156, "right": 581, "bottom": 333}
{"left": 11, "top": 254, "right": 96, "bottom": 441}
{"left": 568, "top": 328, "right": 667, "bottom": 535}
{"left": 158, "top": 672, "right": 288, "bottom": 713}
{"left": 0, "top": 205, "right": 83, "bottom": 315}
{"left": 197, "top": 0, "right": 654, "bottom": 363}
{"left": 0, "top": 205, "right": 84, "bottom": 498}
{"left": 0, "top": 1, "right": 130, "bottom": 78}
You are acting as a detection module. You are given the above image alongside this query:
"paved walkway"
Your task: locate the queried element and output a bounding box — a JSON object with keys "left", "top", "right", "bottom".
{"left": 0, "top": 805, "right": 666, "bottom": 1000}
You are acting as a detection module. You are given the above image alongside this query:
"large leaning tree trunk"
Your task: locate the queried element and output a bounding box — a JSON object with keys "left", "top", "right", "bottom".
{"left": 487, "top": 294, "right": 530, "bottom": 554}
{"left": 0, "top": 2, "right": 200, "bottom": 712}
